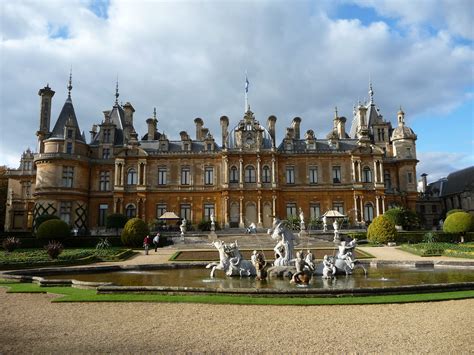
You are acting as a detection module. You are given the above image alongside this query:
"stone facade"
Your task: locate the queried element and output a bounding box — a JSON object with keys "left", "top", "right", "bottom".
{"left": 5, "top": 80, "right": 419, "bottom": 231}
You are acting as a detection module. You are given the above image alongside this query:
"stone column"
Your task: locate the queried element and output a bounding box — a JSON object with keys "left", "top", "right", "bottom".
{"left": 352, "top": 160, "right": 357, "bottom": 182}
{"left": 359, "top": 195, "right": 364, "bottom": 222}
{"left": 271, "top": 157, "right": 276, "bottom": 187}
{"left": 256, "top": 156, "right": 261, "bottom": 187}
{"left": 223, "top": 157, "right": 228, "bottom": 184}
{"left": 353, "top": 195, "right": 359, "bottom": 223}
{"left": 224, "top": 196, "right": 229, "bottom": 228}
{"left": 358, "top": 160, "right": 362, "bottom": 183}
{"left": 272, "top": 195, "right": 277, "bottom": 219}
{"left": 239, "top": 196, "right": 244, "bottom": 228}
{"left": 375, "top": 196, "right": 380, "bottom": 216}
{"left": 257, "top": 196, "right": 263, "bottom": 228}
{"left": 239, "top": 158, "right": 244, "bottom": 188}
{"left": 382, "top": 196, "right": 386, "bottom": 214}
{"left": 379, "top": 161, "right": 384, "bottom": 183}
{"left": 373, "top": 160, "right": 378, "bottom": 183}
{"left": 142, "top": 162, "right": 147, "bottom": 185}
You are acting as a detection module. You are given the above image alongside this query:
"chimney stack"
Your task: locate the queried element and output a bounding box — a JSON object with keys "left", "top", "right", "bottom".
{"left": 267, "top": 115, "right": 277, "bottom": 147}
{"left": 336, "top": 116, "right": 346, "bottom": 139}
{"left": 194, "top": 118, "right": 203, "bottom": 140}
{"left": 122, "top": 102, "right": 135, "bottom": 126}
{"left": 291, "top": 117, "right": 301, "bottom": 139}
{"left": 220, "top": 116, "right": 229, "bottom": 148}
{"left": 146, "top": 118, "right": 157, "bottom": 141}
{"left": 421, "top": 173, "right": 428, "bottom": 193}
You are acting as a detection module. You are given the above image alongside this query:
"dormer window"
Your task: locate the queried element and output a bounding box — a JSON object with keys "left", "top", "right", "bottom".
{"left": 286, "top": 142, "right": 292, "bottom": 151}
{"left": 103, "top": 129, "right": 111, "bottom": 143}
{"left": 207, "top": 143, "right": 213, "bottom": 151}
{"left": 67, "top": 129, "right": 73, "bottom": 139}
{"left": 183, "top": 143, "right": 189, "bottom": 151}
{"left": 66, "top": 142, "right": 73, "bottom": 154}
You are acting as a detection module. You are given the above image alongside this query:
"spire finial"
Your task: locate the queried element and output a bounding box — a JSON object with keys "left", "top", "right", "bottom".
{"left": 369, "top": 81, "right": 374, "bottom": 104}
{"left": 67, "top": 67, "right": 73, "bottom": 98}
{"left": 153, "top": 107, "right": 157, "bottom": 120}
{"left": 115, "top": 76, "right": 119, "bottom": 105}
{"left": 334, "top": 106, "right": 338, "bottom": 118}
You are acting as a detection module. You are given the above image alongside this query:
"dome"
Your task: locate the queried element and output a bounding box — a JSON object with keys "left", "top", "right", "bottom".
{"left": 391, "top": 125, "right": 416, "bottom": 141}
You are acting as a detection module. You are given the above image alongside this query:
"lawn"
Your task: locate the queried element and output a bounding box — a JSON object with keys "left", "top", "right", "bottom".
{"left": 1, "top": 279, "right": 473, "bottom": 305}
{"left": 400, "top": 242, "right": 474, "bottom": 258}
{"left": 0, "top": 247, "right": 135, "bottom": 269}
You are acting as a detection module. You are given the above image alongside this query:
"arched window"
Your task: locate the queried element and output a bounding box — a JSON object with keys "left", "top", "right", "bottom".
{"left": 364, "top": 203, "right": 374, "bottom": 222}
{"left": 125, "top": 204, "right": 136, "bottom": 218}
{"left": 362, "top": 167, "right": 372, "bottom": 183}
{"left": 245, "top": 166, "right": 256, "bottom": 183}
{"left": 229, "top": 166, "right": 239, "bottom": 183}
{"left": 262, "top": 166, "right": 271, "bottom": 183}
{"left": 127, "top": 168, "right": 137, "bottom": 185}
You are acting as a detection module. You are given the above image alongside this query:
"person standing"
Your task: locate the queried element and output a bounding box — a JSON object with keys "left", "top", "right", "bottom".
{"left": 153, "top": 232, "right": 160, "bottom": 252}
{"left": 143, "top": 235, "right": 151, "bottom": 255}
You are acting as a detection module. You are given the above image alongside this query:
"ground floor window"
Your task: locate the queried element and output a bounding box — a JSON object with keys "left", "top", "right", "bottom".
{"left": 286, "top": 203, "right": 297, "bottom": 218}
{"left": 98, "top": 204, "right": 108, "bottom": 227}
{"left": 203, "top": 204, "right": 215, "bottom": 221}
{"left": 60, "top": 201, "right": 72, "bottom": 225}
{"left": 125, "top": 204, "right": 136, "bottom": 219}
{"left": 332, "top": 202, "right": 344, "bottom": 214}
{"left": 309, "top": 203, "right": 320, "bottom": 219}
{"left": 364, "top": 203, "right": 374, "bottom": 222}
{"left": 180, "top": 204, "right": 191, "bottom": 221}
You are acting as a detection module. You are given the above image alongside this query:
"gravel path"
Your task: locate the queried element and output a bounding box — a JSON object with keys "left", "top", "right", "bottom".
{"left": 1, "top": 288, "right": 473, "bottom": 354}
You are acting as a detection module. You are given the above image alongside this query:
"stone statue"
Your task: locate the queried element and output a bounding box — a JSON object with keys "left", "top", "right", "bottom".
{"left": 336, "top": 239, "right": 357, "bottom": 273}
{"left": 290, "top": 251, "right": 312, "bottom": 284}
{"left": 251, "top": 250, "right": 268, "bottom": 280}
{"left": 180, "top": 218, "right": 187, "bottom": 236}
{"left": 299, "top": 208, "right": 306, "bottom": 231}
{"left": 205, "top": 240, "right": 230, "bottom": 278}
{"left": 322, "top": 215, "right": 327, "bottom": 232}
{"left": 269, "top": 219, "right": 295, "bottom": 267}
{"left": 210, "top": 213, "right": 216, "bottom": 231}
{"left": 304, "top": 249, "right": 315, "bottom": 271}
{"left": 333, "top": 219, "right": 340, "bottom": 242}
{"left": 227, "top": 241, "right": 256, "bottom": 277}
{"left": 322, "top": 255, "right": 336, "bottom": 279}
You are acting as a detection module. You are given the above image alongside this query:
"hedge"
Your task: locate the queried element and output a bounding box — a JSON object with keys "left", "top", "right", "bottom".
{"left": 367, "top": 215, "right": 397, "bottom": 244}
{"left": 443, "top": 212, "right": 474, "bottom": 234}
{"left": 36, "top": 220, "right": 71, "bottom": 240}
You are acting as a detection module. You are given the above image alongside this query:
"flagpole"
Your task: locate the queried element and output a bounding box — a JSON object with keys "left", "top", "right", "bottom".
{"left": 245, "top": 71, "right": 249, "bottom": 112}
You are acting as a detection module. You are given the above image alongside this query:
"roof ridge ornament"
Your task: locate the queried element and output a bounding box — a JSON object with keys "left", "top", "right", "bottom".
{"left": 369, "top": 81, "right": 374, "bottom": 104}
{"left": 115, "top": 76, "right": 119, "bottom": 106}
{"left": 67, "top": 67, "right": 73, "bottom": 99}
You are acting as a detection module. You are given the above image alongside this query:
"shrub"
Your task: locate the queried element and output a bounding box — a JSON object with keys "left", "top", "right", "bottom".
{"left": 443, "top": 212, "right": 474, "bottom": 234}
{"left": 446, "top": 209, "right": 465, "bottom": 217}
{"left": 384, "top": 207, "right": 405, "bottom": 226}
{"left": 106, "top": 213, "right": 128, "bottom": 236}
{"left": 96, "top": 238, "right": 111, "bottom": 250}
{"left": 2, "top": 237, "right": 21, "bottom": 252}
{"left": 121, "top": 218, "right": 149, "bottom": 247}
{"left": 34, "top": 214, "right": 59, "bottom": 231}
{"left": 198, "top": 219, "right": 211, "bottom": 231}
{"left": 423, "top": 231, "right": 436, "bottom": 243}
{"left": 308, "top": 218, "right": 321, "bottom": 230}
{"left": 367, "top": 215, "right": 397, "bottom": 244}
{"left": 383, "top": 207, "right": 422, "bottom": 230}
{"left": 36, "top": 219, "right": 70, "bottom": 240}
{"left": 286, "top": 215, "right": 300, "bottom": 231}
{"left": 44, "top": 241, "right": 64, "bottom": 259}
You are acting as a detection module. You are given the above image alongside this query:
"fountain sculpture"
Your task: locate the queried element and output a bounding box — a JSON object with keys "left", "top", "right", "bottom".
{"left": 206, "top": 240, "right": 256, "bottom": 278}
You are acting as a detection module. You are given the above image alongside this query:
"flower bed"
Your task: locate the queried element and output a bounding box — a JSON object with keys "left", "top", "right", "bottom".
{"left": 400, "top": 243, "right": 474, "bottom": 258}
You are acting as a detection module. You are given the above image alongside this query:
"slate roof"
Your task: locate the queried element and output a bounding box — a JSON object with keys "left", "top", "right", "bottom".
{"left": 49, "top": 97, "right": 84, "bottom": 142}
{"left": 442, "top": 166, "right": 474, "bottom": 196}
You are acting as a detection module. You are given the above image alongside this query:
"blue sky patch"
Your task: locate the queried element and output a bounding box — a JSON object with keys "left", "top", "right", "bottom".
{"left": 88, "top": 0, "right": 110, "bottom": 19}
{"left": 48, "top": 24, "right": 69, "bottom": 39}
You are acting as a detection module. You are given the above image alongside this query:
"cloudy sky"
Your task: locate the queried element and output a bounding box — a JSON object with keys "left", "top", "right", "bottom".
{"left": 1, "top": 0, "right": 473, "bottom": 182}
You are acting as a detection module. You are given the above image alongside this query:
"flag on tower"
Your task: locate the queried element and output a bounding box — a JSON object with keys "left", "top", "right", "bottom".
{"left": 245, "top": 76, "right": 249, "bottom": 93}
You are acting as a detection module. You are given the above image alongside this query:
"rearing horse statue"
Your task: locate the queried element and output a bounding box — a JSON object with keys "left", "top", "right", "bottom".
{"left": 205, "top": 240, "right": 230, "bottom": 278}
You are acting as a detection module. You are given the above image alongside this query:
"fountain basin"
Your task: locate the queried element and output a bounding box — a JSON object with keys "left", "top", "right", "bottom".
{"left": 3, "top": 260, "right": 474, "bottom": 296}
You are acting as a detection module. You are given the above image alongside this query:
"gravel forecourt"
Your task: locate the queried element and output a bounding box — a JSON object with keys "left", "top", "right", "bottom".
{"left": 1, "top": 288, "right": 473, "bottom": 354}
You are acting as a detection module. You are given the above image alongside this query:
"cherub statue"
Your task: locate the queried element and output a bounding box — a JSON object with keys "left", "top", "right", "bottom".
{"left": 322, "top": 255, "right": 336, "bottom": 279}
{"left": 290, "top": 251, "right": 311, "bottom": 284}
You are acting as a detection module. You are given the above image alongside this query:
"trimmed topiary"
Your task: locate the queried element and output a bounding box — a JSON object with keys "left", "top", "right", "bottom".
{"left": 443, "top": 212, "right": 474, "bottom": 234}
{"left": 383, "top": 207, "right": 405, "bottom": 226}
{"left": 383, "top": 207, "right": 421, "bottom": 230}
{"left": 367, "top": 215, "right": 397, "bottom": 244}
{"left": 36, "top": 219, "right": 71, "bottom": 241}
{"left": 34, "top": 214, "right": 60, "bottom": 231}
{"left": 446, "top": 209, "right": 465, "bottom": 217}
{"left": 121, "top": 218, "right": 149, "bottom": 247}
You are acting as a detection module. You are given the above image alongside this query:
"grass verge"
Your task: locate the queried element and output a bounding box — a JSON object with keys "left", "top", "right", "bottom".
{"left": 1, "top": 279, "right": 473, "bottom": 305}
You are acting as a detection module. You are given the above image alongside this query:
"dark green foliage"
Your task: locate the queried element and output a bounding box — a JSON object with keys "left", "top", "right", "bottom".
{"left": 446, "top": 209, "right": 465, "bottom": 216}
{"left": 121, "top": 218, "right": 149, "bottom": 247}
{"left": 367, "top": 215, "right": 397, "bottom": 244}
{"left": 443, "top": 212, "right": 474, "bottom": 234}
{"left": 106, "top": 213, "right": 128, "bottom": 229}
{"left": 286, "top": 216, "right": 300, "bottom": 231}
{"left": 401, "top": 242, "right": 474, "bottom": 258}
{"left": 383, "top": 207, "right": 422, "bottom": 230}
{"left": 45, "top": 241, "right": 64, "bottom": 259}
{"left": 35, "top": 214, "right": 59, "bottom": 231}
{"left": 422, "top": 231, "right": 436, "bottom": 243}
{"left": 2, "top": 237, "right": 21, "bottom": 252}
{"left": 308, "top": 218, "right": 321, "bottom": 230}
{"left": 198, "top": 220, "right": 211, "bottom": 231}
{"left": 36, "top": 219, "right": 70, "bottom": 240}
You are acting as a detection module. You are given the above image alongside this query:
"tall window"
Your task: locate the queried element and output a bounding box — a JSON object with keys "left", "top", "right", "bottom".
{"left": 127, "top": 168, "right": 137, "bottom": 185}
{"left": 332, "top": 166, "right": 341, "bottom": 184}
{"left": 364, "top": 203, "right": 374, "bottom": 222}
{"left": 384, "top": 170, "right": 392, "bottom": 189}
{"left": 230, "top": 166, "right": 239, "bottom": 183}
{"left": 362, "top": 167, "right": 372, "bottom": 183}
{"left": 125, "top": 204, "right": 136, "bottom": 218}
{"left": 286, "top": 166, "right": 295, "bottom": 184}
{"left": 262, "top": 166, "right": 271, "bottom": 183}
{"left": 245, "top": 166, "right": 256, "bottom": 183}
{"left": 158, "top": 167, "right": 167, "bottom": 185}
{"left": 60, "top": 201, "right": 72, "bottom": 224}
{"left": 180, "top": 204, "right": 191, "bottom": 220}
{"left": 204, "top": 167, "right": 214, "bottom": 185}
{"left": 309, "top": 166, "right": 318, "bottom": 184}
{"left": 67, "top": 129, "right": 73, "bottom": 139}
{"left": 99, "top": 171, "right": 110, "bottom": 191}
{"left": 156, "top": 204, "right": 167, "bottom": 218}
{"left": 407, "top": 172, "right": 413, "bottom": 184}
{"left": 62, "top": 166, "right": 74, "bottom": 188}
{"left": 181, "top": 167, "right": 190, "bottom": 185}
{"left": 333, "top": 202, "right": 344, "bottom": 214}
{"left": 103, "top": 129, "right": 111, "bottom": 143}
{"left": 203, "top": 204, "right": 215, "bottom": 221}
{"left": 102, "top": 148, "right": 110, "bottom": 159}
{"left": 310, "top": 203, "right": 321, "bottom": 219}
{"left": 286, "top": 203, "right": 297, "bottom": 217}
{"left": 98, "top": 204, "right": 108, "bottom": 227}
{"left": 66, "top": 142, "right": 73, "bottom": 154}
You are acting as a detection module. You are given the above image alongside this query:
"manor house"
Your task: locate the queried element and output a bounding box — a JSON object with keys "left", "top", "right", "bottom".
{"left": 5, "top": 77, "right": 418, "bottom": 231}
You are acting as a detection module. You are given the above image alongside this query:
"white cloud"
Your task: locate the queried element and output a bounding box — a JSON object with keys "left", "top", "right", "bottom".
{"left": 0, "top": 0, "right": 472, "bottom": 169}
{"left": 417, "top": 151, "right": 474, "bottom": 182}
